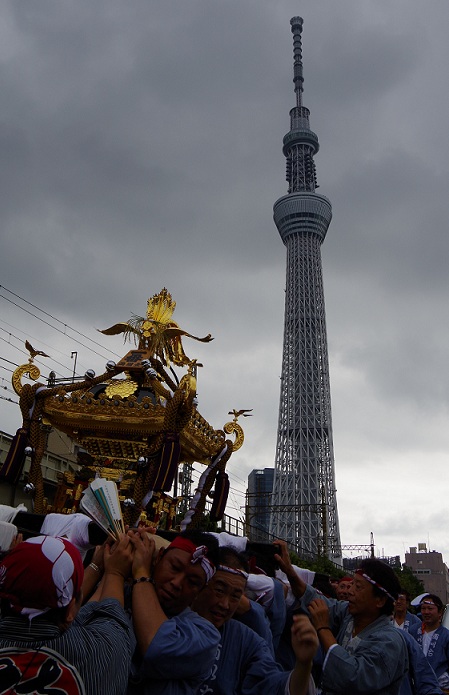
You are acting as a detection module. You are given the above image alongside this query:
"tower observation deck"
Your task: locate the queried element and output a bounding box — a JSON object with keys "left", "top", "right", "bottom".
{"left": 270, "top": 17, "right": 341, "bottom": 559}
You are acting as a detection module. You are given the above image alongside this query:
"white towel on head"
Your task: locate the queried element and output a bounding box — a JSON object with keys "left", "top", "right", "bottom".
{"left": 0, "top": 520, "right": 19, "bottom": 551}
{"left": 245, "top": 574, "right": 275, "bottom": 608}
{"left": 276, "top": 567, "right": 316, "bottom": 608}
{"left": 0, "top": 503, "right": 28, "bottom": 524}
{"left": 40, "top": 513, "right": 93, "bottom": 558}
{"left": 208, "top": 532, "right": 248, "bottom": 551}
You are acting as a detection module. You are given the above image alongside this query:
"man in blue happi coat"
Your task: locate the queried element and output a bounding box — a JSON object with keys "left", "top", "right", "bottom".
{"left": 193, "top": 545, "right": 318, "bottom": 695}
{"left": 393, "top": 590, "right": 422, "bottom": 632}
{"left": 127, "top": 529, "right": 221, "bottom": 694}
{"left": 409, "top": 594, "right": 449, "bottom": 692}
{"left": 275, "top": 540, "right": 409, "bottom": 695}
{"left": 399, "top": 629, "right": 442, "bottom": 695}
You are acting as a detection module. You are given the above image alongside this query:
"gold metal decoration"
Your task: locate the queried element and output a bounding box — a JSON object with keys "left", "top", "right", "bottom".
{"left": 223, "top": 409, "right": 252, "bottom": 451}
{"left": 12, "top": 363, "right": 41, "bottom": 396}
{"left": 223, "top": 421, "right": 245, "bottom": 451}
{"left": 9, "top": 290, "right": 248, "bottom": 529}
{"left": 12, "top": 340, "right": 50, "bottom": 395}
{"left": 105, "top": 377, "right": 138, "bottom": 399}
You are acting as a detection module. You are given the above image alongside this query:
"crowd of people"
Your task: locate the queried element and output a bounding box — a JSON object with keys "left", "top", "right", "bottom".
{"left": 0, "top": 511, "right": 448, "bottom": 694}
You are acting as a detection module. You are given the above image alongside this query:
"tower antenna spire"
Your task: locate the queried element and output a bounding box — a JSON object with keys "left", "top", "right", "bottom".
{"left": 291, "top": 16, "right": 304, "bottom": 108}
{"left": 282, "top": 17, "right": 320, "bottom": 194}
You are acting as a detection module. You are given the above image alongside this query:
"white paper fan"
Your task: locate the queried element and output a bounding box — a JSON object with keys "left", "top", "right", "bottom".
{"left": 80, "top": 478, "right": 124, "bottom": 540}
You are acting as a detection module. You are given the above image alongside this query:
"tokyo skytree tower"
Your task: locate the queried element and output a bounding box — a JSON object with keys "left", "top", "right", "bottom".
{"left": 270, "top": 17, "right": 341, "bottom": 559}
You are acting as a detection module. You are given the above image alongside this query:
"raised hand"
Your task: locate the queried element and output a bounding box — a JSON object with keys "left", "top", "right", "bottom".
{"left": 307, "top": 598, "right": 331, "bottom": 631}
{"left": 128, "top": 527, "right": 156, "bottom": 579}
{"left": 291, "top": 614, "right": 319, "bottom": 663}
{"left": 104, "top": 533, "right": 134, "bottom": 580}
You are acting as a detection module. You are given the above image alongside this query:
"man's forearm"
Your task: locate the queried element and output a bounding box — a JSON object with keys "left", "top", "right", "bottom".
{"left": 289, "top": 662, "right": 315, "bottom": 695}
{"left": 131, "top": 581, "right": 168, "bottom": 655}
{"left": 98, "top": 572, "right": 126, "bottom": 606}
{"left": 287, "top": 569, "right": 307, "bottom": 599}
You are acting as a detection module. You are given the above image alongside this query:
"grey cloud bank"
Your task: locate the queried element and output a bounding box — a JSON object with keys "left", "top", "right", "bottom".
{"left": 1, "top": 0, "right": 448, "bottom": 563}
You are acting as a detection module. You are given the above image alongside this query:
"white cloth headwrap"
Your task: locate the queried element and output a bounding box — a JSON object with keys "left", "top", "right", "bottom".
{"left": 209, "top": 532, "right": 248, "bottom": 552}
{"left": 245, "top": 573, "right": 275, "bottom": 608}
{"left": 0, "top": 521, "right": 18, "bottom": 552}
{"left": 276, "top": 566, "right": 316, "bottom": 609}
{"left": 40, "top": 513, "right": 93, "bottom": 559}
{"left": 0, "top": 503, "right": 27, "bottom": 524}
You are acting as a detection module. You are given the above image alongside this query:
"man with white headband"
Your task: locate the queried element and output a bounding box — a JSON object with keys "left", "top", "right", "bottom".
{"left": 193, "top": 545, "right": 319, "bottom": 695}
{"left": 127, "top": 529, "right": 221, "bottom": 694}
{"left": 409, "top": 593, "right": 449, "bottom": 692}
{"left": 275, "top": 541, "right": 409, "bottom": 694}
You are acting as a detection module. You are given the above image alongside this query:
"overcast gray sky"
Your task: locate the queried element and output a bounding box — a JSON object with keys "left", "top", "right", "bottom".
{"left": 1, "top": 0, "right": 448, "bottom": 564}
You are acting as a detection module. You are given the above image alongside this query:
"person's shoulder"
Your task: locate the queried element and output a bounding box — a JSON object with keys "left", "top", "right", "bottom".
{"left": 173, "top": 609, "right": 220, "bottom": 639}
{"left": 77, "top": 597, "right": 128, "bottom": 620}
{"left": 241, "top": 599, "right": 271, "bottom": 629}
{"left": 220, "top": 619, "right": 278, "bottom": 669}
{"left": 177, "top": 607, "right": 215, "bottom": 626}
{"left": 437, "top": 624, "right": 449, "bottom": 638}
{"left": 225, "top": 619, "right": 252, "bottom": 636}
{"left": 398, "top": 629, "right": 414, "bottom": 646}
{"left": 366, "top": 617, "right": 409, "bottom": 646}
{"left": 225, "top": 618, "right": 271, "bottom": 650}
{"left": 372, "top": 623, "right": 409, "bottom": 659}
{"left": 407, "top": 621, "right": 420, "bottom": 637}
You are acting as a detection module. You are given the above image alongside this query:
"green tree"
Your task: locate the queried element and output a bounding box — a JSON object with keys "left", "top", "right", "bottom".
{"left": 289, "top": 551, "right": 344, "bottom": 579}
{"left": 394, "top": 565, "right": 425, "bottom": 600}
{"left": 290, "top": 553, "right": 424, "bottom": 601}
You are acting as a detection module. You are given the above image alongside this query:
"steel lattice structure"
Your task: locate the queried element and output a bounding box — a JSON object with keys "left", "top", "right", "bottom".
{"left": 270, "top": 17, "right": 341, "bottom": 559}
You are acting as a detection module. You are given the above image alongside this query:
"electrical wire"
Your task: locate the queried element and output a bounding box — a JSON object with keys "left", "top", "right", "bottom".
{"left": 1, "top": 320, "right": 78, "bottom": 365}
{"left": 0, "top": 394, "right": 18, "bottom": 405}
{"left": 0, "top": 326, "right": 75, "bottom": 375}
{"left": 0, "top": 288, "right": 122, "bottom": 361}
{"left": 0, "top": 285, "right": 121, "bottom": 354}
{"left": 0, "top": 357, "right": 19, "bottom": 368}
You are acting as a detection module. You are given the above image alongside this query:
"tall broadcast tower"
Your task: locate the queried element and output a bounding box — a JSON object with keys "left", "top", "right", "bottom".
{"left": 270, "top": 17, "right": 341, "bottom": 559}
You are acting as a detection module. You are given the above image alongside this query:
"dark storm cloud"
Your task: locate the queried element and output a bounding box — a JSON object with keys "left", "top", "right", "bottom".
{"left": 0, "top": 0, "right": 287, "bottom": 315}
{"left": 1, "top": 0, "right": 449, "bottom": 560}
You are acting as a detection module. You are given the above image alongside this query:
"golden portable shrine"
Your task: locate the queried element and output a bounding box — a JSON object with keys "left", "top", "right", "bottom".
{"left": 3, "top": 289, "right": 249, "bottom": 530}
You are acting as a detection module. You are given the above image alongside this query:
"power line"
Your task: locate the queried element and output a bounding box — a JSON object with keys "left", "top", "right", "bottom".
{"left": 0, "top": 285, "right": 119, "bottom": 353}
{"left": 0, "top": 333, "right": 29, "bottom": 359}
{"left": 0, "top": 319, "right": 80, "bottom": 368}
{"left": 0, "top": 288, "right": 122, "bottom": 361}
{"left": 0, "top": 394, "right": 18, "bottom": 405}
{"left": 0, "top": 383, "right": 17, "bottom": 397}
{"left": 0, "top": 358, "right": 17, "bottom": 369}
{"left": 0, "top": 327, "right": 73, "bottom": 375}
{"left": 0, "top": 287, "right": 133, "bottom": 381}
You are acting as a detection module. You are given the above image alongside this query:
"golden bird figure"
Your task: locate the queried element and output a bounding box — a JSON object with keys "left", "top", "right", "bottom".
{"left": 25, "top": 340, "right": 50, "bottom": 360}
{"left": 228, "top": 409, "right": 253, "bottom": 421}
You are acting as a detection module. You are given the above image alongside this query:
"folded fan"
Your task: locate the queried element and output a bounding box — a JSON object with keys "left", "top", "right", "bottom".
{"left": 80, "top": 478, "right": 124, "bottom": 540}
